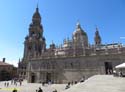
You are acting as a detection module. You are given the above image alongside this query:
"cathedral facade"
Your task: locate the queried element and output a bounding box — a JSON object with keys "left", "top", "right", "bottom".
{"left": 18, "top": 7, "right": 125, "bottom": 83}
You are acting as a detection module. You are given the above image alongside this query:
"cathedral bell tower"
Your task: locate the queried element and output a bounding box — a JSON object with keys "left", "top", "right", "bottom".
{"left": 24, "top": 7, "right": 46, "bottom": 59}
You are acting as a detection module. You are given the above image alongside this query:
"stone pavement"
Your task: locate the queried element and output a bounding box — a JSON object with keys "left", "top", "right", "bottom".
{"left": 0, "top": 75, "right": 125, "bottom": 92}
{"left": 0, "top": 80, "right": 66, "bottom": 92}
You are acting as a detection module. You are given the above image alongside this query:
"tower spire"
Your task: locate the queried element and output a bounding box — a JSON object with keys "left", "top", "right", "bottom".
{"left": 96, "top": 25, "right": 99, "bottom": 32}
{"left": 76, "top": 20, "right": 80, "bottom": 29}
{"left": 36, "top": 0, "right": 39, "bottom": 11}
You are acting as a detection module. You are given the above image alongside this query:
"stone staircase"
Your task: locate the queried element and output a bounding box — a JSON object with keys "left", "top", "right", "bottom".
{"left": 61, "top": 75, "right": 125, "bottom": 92}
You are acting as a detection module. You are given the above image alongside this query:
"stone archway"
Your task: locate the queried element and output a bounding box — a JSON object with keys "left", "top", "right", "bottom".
{"left": 46, "top": 72, "right": 51, "bottom": 83}
{"left": 104, "top": 62, "right": 113, "bottom": 74}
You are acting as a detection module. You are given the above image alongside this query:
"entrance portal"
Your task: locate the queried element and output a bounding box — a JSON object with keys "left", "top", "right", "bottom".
{"left": 31, "top": 73, "right": 35, "bottom": 83}
{"left": 104, "top": 62, "right": 113, "bottom": 74}
{"left": 46, "top": 73, "right": 51, "bottom": 83}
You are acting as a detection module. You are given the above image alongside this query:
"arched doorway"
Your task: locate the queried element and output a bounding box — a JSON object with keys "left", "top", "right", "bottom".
{"left": 46, "top": 72, "right": 51, "bottom": 83}
{"left": 104, "top": 62, "right": 113, "bottom": 74}
{"left": 31, "top": 73, "right": 35, "bottom": 83}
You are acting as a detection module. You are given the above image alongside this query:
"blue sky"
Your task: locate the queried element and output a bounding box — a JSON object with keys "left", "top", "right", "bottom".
{"left": 0, "top": 0, "right": 125, "bottom": 66}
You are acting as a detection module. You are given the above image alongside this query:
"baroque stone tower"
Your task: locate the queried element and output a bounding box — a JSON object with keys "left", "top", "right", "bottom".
{"left": 24, "top": 7, "right": 46, "bottom": 59}
{"left": 18, "top": 7, "right": 46, "bottom": 78}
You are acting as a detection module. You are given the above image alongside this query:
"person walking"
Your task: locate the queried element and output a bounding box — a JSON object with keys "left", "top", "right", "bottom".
{"left": 4, "top": 82, "right": 6, "bottom": 87}
{"left": 7, "top": 82, "right": 9, "bottom": 87}
{"left": 19, "top": 80, "right": 22, "bottom": 86}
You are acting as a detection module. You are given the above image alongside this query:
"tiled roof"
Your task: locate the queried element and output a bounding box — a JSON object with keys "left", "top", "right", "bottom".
{"left": 0, "top": 61, "right": 12, "bottom": 66}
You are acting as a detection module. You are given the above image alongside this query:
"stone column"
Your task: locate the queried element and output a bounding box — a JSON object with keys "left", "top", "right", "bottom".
{"left": 27, "top": 71, "right": 31, "bottom": 83}
{"left": 36, "top": 72, "right": 41, "bottom": 83}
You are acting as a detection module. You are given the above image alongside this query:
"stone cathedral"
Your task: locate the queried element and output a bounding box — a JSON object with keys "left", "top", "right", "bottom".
{"left": 18, "top": 7, "right": 125, "bottom": 83}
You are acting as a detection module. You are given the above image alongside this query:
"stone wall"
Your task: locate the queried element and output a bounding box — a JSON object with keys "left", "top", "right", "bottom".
{"left": 27, "top": 53, "right": 125, "bottom": 83}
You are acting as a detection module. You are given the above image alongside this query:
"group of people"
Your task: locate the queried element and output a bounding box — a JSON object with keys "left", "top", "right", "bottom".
{"left": 65, "top": 76, "right": 85, "bottom": 89}
{"left": 65, "top": 81, "right": 78, "bottom": 89}
{"left": 41, "top": 80, "right": 54, "bottom": 86}
{"left": 3, "top": 76, "right": 86, "bottom": 92}
{"left": 4, "top": 78, "right": 23, "bottom": 87}
{"left": 13, "top": 78, "right": 23, "bottom": 86}
{"left": 113, "top": 70, "right": 123, "bottom": 77}
{"left": 4, "top": 82, "right": 9, "bottom": 87}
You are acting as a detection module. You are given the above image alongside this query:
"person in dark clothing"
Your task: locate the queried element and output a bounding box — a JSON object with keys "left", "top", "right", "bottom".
{"left": 12, "top": 88, "right": 17, "bottom": 92}
{"left": 4, "top": 82, "right": 6, "bottom": 87}
{"left": 42, "top": 82, "right": 45, "bottom": 86}
{"left": 7, "top": 82, "right": 9, "bottom": 87}
{"left": 38, "top": 87, "right": 43, "bottom": 92}
{"left": 68, "top": 82, "right": 70, "bottom": 86}
{"left": 75, "top": 81, "right": 77, "bottom": 84}
{"left": 19, "top": 80, "right": 22, "bottom": 86}
{"left": 65, "top": 82, "right": 71, "bottom": 89}
{"left": 80, "top": 76, "right": 85, "bottom": 82}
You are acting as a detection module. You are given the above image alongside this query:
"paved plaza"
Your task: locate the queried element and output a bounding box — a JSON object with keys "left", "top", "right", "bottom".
{"left": 0, "top": 75, "right": 125, "bottom": 92}
{"left": 0, "top": 80, "right": 66, "bottom": 92}
{"left": 0, "top": 80, "right": 38, "bottom": 92}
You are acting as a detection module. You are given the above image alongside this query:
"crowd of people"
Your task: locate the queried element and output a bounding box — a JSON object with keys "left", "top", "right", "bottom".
{"left": 2, "top": 76, "right": 86, "bottom": 92}
{"left": 4, "top": 78, "right": 23, "bottom": 87}
{"left": 65, "top": 76, "right": 85, "bottom": 89}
